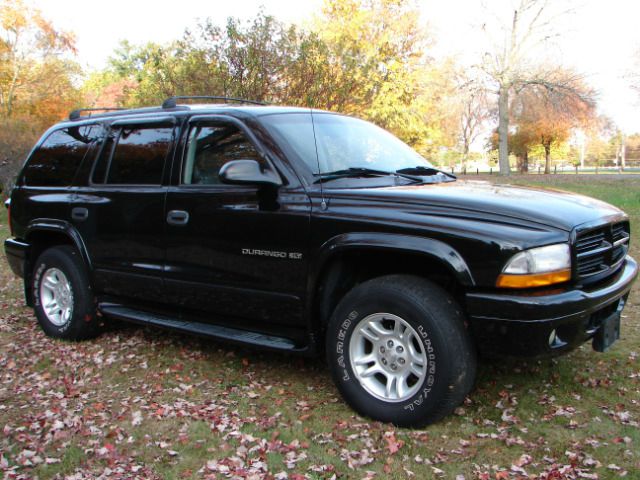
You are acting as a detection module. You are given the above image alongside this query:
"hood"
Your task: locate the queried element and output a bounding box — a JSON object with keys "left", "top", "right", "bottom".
{"left": 327, "top": 180, "right": 625, "bottom": 232}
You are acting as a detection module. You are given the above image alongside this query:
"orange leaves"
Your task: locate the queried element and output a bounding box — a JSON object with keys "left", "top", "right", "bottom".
{"left": 0, "top": 0, "right": 79, "bottom": 126}
{"left": 384, "top": 430, "right": 404, "bottom": 455}
{"left": 0, "top": 0, "right": 28, "bottom": 32}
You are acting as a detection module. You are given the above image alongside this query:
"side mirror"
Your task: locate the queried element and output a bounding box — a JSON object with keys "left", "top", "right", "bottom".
{"left": 219, "top": 160, "right": 282, "bottom": 187}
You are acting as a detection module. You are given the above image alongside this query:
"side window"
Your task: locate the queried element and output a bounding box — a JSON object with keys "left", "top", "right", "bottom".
{"left": 182, "top": 122, "right": 261, "bottom": 185}
{"left": 22, "top": 125, "right": 98, "bottom": 187}
{"left": 104, "top": 126, "right": 173, "bottom": 185}
{"left": 91, "top": 131, "right": 115, "bottom": 184}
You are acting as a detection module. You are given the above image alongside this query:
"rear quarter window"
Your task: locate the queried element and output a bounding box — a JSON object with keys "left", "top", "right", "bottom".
{"left": 21, "top": 125, "right": 99, "bottom": 187}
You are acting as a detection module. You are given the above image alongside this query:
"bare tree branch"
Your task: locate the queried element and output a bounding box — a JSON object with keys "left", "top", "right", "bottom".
{"left": 478, "top": 0, "right": 583, "bottom": 175}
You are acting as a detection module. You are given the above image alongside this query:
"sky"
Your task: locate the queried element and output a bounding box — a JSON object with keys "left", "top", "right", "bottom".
{"left": 31, "top": 0, "right": 640, "bottom": 134}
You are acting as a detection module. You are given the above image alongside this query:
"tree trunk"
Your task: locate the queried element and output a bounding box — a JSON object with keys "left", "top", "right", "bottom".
{"left": 621, "top": 135, "right": 626, "bottom": 171}
{"left": 544, "top": 143, "right": 551, "bottom": 174}
{"left": 462, "top": 141, "right": 469, "bottom": 170}
{"left": 498, "top": 85, "right": 510, "bottom": 176}
{"left": 522, "top": 150, "right": 529, "bottom": 173}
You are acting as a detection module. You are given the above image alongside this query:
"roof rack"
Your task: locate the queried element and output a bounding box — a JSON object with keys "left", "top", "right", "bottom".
{"left": 162, "top": 96, "right": 267, "bottom": 109}
{"left": 69, "top": 107, "right": 127, "bottom": 121}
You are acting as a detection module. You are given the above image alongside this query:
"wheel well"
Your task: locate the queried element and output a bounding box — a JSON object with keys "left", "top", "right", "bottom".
{"left": 24, "top": 230, "right": 75, "bottom": 305}
{"left": 314, "top": 250, "right": 464, "bottom": 334}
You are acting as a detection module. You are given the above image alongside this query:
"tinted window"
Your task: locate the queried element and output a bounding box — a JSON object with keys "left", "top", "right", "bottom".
{"left": 22, "top": 125, "right": 99, "bottom": 186}
{"left": 261, "top": 113, "right": 433, "bottom": 175}
{"left": 258, "top": 114, "right": 318, "bottom": 173}
{"left": 106, "top": 126, "right": 173, "bottom": 185}
{"left": 183, "top": 123, "right": 261, "bottom": 185}
{"left": 91, "top": 132, "right": 115, "bottom": 184}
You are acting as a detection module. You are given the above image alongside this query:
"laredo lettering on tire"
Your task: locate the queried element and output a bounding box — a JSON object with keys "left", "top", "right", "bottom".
{"left": 326, "top": 274, "right": 477, "bottom": 427}
{"left": 32, "top": 245, "right": 100, "bottom": 340}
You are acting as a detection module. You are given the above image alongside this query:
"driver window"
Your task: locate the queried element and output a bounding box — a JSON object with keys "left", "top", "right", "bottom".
{"left": 183, "top": 122, "right": 261, "bottom": 185}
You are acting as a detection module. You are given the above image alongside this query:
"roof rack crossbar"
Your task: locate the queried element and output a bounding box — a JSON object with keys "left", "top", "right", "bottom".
{"left": 162, "top": 96, "right": 267, "bottom": 109}
{"left": 69, "top": 107, "right": 127, "bottom": 121}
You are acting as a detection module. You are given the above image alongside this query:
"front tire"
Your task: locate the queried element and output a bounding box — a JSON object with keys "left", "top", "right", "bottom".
{"left": 32, "top": 246, "right": 100, "bottom": 340}
{"left": 326, "top": 275, "right": 476, "bottom": 427}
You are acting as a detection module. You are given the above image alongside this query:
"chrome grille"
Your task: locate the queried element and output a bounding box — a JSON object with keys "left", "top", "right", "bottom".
{"left": 575, "top": 222, "right": 629, "bottom": 281}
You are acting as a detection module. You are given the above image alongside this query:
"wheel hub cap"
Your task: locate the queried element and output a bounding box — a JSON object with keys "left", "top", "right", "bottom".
{"left": 349, "top": 313, "right": 428, "bottom": 403}
{"left": 378, "top": 340, "right": 408, "bottom": 373}
{"left": 39, "top": 267, "right": 73, "bottom": 326}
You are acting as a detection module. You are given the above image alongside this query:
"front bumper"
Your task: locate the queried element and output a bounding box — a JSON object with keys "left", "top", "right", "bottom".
{"left": 466, "top": 255, "right": 638, "bottom": 357}
{"left": 4, "top": 238, "right": 29, "bottom": 278}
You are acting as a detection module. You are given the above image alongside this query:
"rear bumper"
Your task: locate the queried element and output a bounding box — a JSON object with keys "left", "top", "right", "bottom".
{"left": 465, "top": 255, "right": 638, "bottom": 357}
{"left": 4, "top": 238, "right": 29, "bottom": 278}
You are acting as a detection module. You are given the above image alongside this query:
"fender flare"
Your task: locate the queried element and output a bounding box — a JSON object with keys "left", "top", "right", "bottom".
{"left": 25, "top": 219, "right": 93, "bottom": 271}
{"left": 307, "top": 232, "right": 475, "bottom": 331}
{"left": 312, "top": 232, "right": 475, "bottom": 287}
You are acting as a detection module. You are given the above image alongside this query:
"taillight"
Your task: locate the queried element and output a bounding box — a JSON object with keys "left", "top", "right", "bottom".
{"left": 4, "top": 198, "right": 11, "bottom": 237}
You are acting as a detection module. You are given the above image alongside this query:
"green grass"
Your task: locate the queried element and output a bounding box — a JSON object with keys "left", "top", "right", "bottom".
{"left": 0, "top": 176, "right": 639, "bottom": 479}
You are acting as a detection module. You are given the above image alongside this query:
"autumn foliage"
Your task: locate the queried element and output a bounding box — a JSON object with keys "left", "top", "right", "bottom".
{"left": 0, "top": 0, "right": 80, "bottom": 193}
{"left": 509, "top": 71, "right": 596, "bottom": 173}
{"left": 0, "top": 0, "right": 631, "bottom": 194}
{"left": 86, "top": 1, "right": 458, "bottom": 159}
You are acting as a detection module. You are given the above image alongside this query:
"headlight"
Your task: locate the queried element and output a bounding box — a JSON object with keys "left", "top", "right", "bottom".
{"left": 497, "top": 243, "right": 571, "bottom": 288}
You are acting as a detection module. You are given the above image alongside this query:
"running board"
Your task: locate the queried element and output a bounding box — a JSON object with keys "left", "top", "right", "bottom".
{"left": 98, "top": 303, "right": 301, "bottom": 352}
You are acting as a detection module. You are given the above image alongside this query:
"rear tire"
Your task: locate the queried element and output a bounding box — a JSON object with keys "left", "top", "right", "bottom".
{"left": 326, "top": 274, "right": 476, "bottom": 427}
{"left": 32, "top": 246, "right": 100, "bottom": 340}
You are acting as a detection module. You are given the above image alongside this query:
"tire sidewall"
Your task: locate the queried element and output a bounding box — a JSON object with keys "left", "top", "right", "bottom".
{"left": 32, "top": 247, "right": 93, "bottom": 339}
{"left": 328, "top": 284, "right": 453, "bottom": 425}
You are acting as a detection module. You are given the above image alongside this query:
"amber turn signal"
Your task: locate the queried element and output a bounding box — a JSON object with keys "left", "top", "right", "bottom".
{"left": 496, "top": 269, "right": 572, "bottom": 289}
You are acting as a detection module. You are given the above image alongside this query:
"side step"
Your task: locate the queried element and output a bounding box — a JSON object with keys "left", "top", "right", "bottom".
{"left": 99, "top": 303, "right": 301, "bottom": 352}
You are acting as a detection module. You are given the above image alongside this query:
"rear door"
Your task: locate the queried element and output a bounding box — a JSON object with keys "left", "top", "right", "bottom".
{"left": 163, "top": 115, "right": 311, "bottom": 330}
{"left": 71, "top": 117, "right": 177, "bottom": 303}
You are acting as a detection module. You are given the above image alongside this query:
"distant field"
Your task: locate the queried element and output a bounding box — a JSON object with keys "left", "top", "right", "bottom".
{"left": 457, "top": 169, "right": 640, "bottom": 176}
{"left": 0, "top": 176, "right": 638, "bottom": 479}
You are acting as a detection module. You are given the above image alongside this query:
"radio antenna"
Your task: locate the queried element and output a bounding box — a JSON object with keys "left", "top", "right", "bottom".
{"left": 310, "top": 108, "right": 327, "bottom": 211}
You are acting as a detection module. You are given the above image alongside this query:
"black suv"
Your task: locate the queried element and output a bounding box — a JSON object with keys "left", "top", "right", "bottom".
{"left": 4, "top": 97, "right": 638, "bottom": 426}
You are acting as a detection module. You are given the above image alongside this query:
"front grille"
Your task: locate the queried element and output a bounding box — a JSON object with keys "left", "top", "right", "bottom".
{"left": 575, "top": 222, "right": 629, "bottom": 282}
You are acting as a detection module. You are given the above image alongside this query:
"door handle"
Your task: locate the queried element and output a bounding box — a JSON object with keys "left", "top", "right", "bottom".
{"left": 167, "top": 210, "right": 189, "bottom": 226}
{"left": 71, "top": 207, "right": 88, "bottom": 222}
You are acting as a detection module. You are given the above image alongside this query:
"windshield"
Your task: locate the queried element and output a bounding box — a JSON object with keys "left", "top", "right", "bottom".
{"left": 260, "top": 112, "right": 434, "bottom": 176}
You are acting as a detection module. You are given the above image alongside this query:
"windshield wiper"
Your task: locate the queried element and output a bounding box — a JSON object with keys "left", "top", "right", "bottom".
{"left": 315, "top": 167, "right": 422, "bottom": 184}
{"left": 396, "top": 166, "right": 457, "bottom": 179}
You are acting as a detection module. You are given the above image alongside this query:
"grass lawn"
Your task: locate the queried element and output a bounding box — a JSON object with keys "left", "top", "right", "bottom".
{"left": 1, "top": 175, "right": 638, "bottom": 479}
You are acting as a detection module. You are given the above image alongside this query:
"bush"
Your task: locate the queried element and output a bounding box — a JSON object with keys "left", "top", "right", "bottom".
{"left": 0, "top": 119, "right": 42, "bottom": 196}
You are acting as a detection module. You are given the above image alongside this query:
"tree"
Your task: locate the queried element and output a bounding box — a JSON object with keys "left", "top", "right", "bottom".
{"left": 87, "top": 1, "right": 457, "bottom": 157}
{"left": 625, "top": 133, "right": 640, "bottom": 163}
{"left": 510, "top": 128, "right": 536, "bottom": 173}
{"left": 89, "top": 12, "right": 313, "bottom": 107}
{"left": 453, "top": 73, "right": 494, "bottom": 166}
{"left": 509, "top": 70, "right": 595, "bottom": 173}
{"left": 479, "top": 0, "right": 594, "bottom": 175}
{"left": 0, "top": 0, "right": 81, "bottom": 193}
{"left": 607, "top": 129, "right": 628, "bottom": 170}
{"left": 309, "top": 0, "right": 458, "bottom": 154}
{"left": 486, "top": 69, "right": 594, "bottom": 174}
{"left": 182, "top": 12, "right": 304, "bottom": 103}
{"left": 0, "top": 0, "right": 77, "bottom": 119}
{"left": 488, "top": 126, "right": 535, "bottom": 173}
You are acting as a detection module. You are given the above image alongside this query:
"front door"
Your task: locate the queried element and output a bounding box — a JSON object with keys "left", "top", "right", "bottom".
{"left": 163, "top": 116, "right": 311, "bottom": 330}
